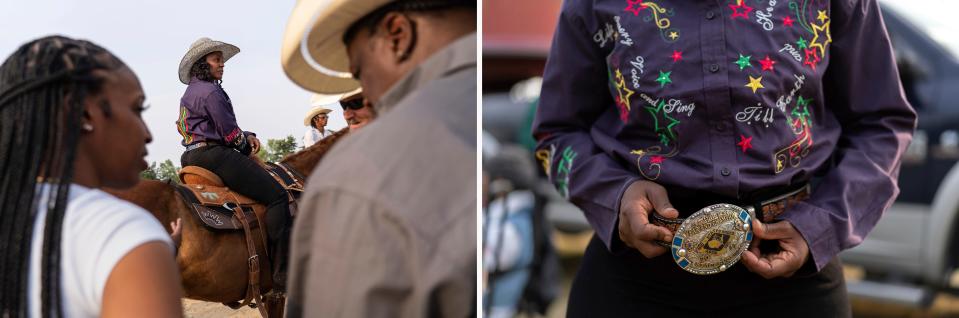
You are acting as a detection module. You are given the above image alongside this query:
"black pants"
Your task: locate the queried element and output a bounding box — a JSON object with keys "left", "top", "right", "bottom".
{"left": 181, "top": 145, "right": 291, "bottom": 243}
{"left": 567, "top": 234, "right": 850, "bottom": 318}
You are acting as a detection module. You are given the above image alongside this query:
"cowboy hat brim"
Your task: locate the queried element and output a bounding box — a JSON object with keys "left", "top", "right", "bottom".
{"left": 179, "top": 38, "right": 240, "bottom": 84}
{"left": 304, "top": 106, "right": 333, "bottom": 126}
{"left": 281, "top": 0, "right": 389, "bottom": 94}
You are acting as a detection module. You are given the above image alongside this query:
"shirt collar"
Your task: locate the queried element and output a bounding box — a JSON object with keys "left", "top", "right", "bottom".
{"left": 376, "top": 32, "right": 477, "bottom": 114}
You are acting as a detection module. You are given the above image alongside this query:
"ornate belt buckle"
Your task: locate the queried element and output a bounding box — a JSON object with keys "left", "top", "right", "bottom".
{"left": 669, "top": 203, "right": 754, "bottom": 275}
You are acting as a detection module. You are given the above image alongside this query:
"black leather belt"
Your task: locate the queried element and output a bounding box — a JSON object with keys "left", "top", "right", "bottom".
{"left": 651, "top": 184, "right": 811, "bottom": 240}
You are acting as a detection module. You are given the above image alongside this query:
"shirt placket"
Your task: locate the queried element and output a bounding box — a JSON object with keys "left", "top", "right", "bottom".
{"left": 700, "top": 3, "right": 740, "bottom": 198}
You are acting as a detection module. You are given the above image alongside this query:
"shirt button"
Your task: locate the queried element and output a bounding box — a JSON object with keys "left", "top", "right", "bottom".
{"left": 714, "top": 122, "right": 725, "bottom": 131}
{"left": 709, "top": 64, "right": 720, "bottom": 73}
{"left": 706, "top": 11, "right": 717, "bottom": 20}
{"left": 721, "top": 168, "right": 731, "bottom": 176}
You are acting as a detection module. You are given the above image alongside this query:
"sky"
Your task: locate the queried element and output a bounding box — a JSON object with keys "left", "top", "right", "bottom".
{"left": 0, "top": 0, "right": 348, "bottom": 164}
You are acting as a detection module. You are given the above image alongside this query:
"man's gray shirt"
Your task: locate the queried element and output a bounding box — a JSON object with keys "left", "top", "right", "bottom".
{"left": 287, "top": 33, "right": 477, "bottom": 317}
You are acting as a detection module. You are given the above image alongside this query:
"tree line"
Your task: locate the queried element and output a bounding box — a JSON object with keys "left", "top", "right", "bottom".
{"left": 141, "top": 135, "right": 299, "bottom": 182}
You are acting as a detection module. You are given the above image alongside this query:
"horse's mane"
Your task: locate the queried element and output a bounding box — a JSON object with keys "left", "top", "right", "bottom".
{"left": 279, "top": 127, "right": 350, "bottom": 177}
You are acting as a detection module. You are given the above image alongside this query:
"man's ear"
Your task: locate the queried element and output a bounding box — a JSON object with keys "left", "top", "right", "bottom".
{"left": 380, "top": 12, "right": 416, "bottom": 63}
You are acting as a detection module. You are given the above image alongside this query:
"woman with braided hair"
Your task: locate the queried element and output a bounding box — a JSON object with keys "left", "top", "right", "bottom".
{"left": 0, "top": 36, "right": 182, "bottom": 317}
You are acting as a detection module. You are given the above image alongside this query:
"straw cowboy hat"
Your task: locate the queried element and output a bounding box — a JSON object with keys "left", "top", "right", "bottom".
{"left": 303, "top": 87, "right": 362, "bottom": 126}
{"left": 281, "top": 0, "right": 391, "bottom": 94}
{"left": 178, "top": 37, "right": 240, "bottom": 84}
{"left": 303, "top": 106, "right": 333, "bottom": 126}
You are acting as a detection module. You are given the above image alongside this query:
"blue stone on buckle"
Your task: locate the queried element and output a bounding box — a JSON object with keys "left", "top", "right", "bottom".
{"left": 670, "top": 203, "right": 754, "bottom": 275}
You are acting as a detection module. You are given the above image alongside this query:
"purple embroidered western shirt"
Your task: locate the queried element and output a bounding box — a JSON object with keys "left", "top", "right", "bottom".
{"left": 176, "top": 78, "right": 253, "bottom": 152}
{"left": 532, "top": 0, "right": 916, "bottom": 270}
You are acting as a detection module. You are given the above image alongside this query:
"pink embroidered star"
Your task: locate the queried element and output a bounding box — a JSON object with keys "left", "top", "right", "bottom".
{"left": 783, "top": 16, "right": 795, "bottom": 27}
{"left": 651, "top": 156, "right": 665, "bottom": 164}
{"left": 670, "top": 50, "right": 683, "bottom": 62}
{"left": 729, "top": 1, "right": 754, "bottom": 20}
{"left": 803, "top": 48, "right": 820, "bottom": 70}
{"left": 737, "top": 135, "right": 754, "bottom": 153}
{"left": 616, "top": 97, "right": 630, "bottom": 123}
{"left": 624, "top": 0, "right": 648, "bottom": 16}
{"left": 759, "top": 55, "right": 776, "bottom": 71}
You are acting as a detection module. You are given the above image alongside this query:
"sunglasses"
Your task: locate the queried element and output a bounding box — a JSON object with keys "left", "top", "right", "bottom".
{"left": 340, "top": 98, "right": 365, "bottom": 110}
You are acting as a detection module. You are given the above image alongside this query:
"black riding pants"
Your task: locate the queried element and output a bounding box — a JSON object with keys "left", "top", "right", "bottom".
{"left": 181, "top": 145, "right": 291, "bottom": 243}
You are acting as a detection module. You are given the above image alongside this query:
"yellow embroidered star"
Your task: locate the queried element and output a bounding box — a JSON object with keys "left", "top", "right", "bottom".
{"left": 668, "top": 31, "right": 679, "bottom": 40}
{"left": 817, "top": 10, "right": 828, "bottom": 23}
{"left": 809, "top": 21, "right": 832, "bottom": 56}
{"left": 630, "top": 149, "right": 646, "bottom": 156}
{"left": 614, "top": 69, "right": 634, "bottom": 110}
{"left": 745, "top": 75, "right": 764, "bottom": 93}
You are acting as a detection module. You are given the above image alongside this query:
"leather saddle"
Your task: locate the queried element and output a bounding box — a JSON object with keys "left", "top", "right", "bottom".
{"left": 175, "top": 162, "right": 304, "bottom": 231}
{"left": 172, "top": 161, "right": 304, "bottom": 313}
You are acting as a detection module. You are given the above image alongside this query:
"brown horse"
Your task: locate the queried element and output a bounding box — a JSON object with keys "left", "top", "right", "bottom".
{"left": 107, "top": 129, "right": 347, "bottom": 317}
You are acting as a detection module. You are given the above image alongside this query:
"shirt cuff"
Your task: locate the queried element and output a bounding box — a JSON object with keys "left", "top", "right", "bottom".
{"left": 780, "top": 200, "right": 837, "bottom": 271}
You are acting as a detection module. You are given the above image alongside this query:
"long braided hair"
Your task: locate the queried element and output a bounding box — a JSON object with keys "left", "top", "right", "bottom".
{"left": 0, "top": 35, "right": 125, "bottom": 317}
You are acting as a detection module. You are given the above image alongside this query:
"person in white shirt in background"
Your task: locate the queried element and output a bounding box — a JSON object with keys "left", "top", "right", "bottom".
{"left": 302, "top": 94, "right": 335, "bottom": 147}
{"left": 0, "top": 36, "right": 182, "bottom": 317}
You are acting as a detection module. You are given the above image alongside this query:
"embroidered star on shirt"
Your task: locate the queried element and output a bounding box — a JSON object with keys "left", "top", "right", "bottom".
{"left": 809, "top": 21, "right": 832, "bottom": 56}
{"left": 745, "top": 76, "right": 764, "bottom": 93}
{"left": 645, "top": 99, "right": 681, "bottom": 144}
{"left": 614, "top": 69, "right": 635, "bottom": 122}
{"left": 729, "top": 0, "right": 754, "bottom": 20}
{"left": 670, "top": 50, "right": 683, "bottom": 62}
{"left": 759, "top": 55, "right": 776, "bottom": 71}
{"left": 631, "top": 149, "right": 646, "bottom": 156}
{"left": 655, "top": 71, "right": 673, "bottom": 87}
{"left": 817, "top": 10, "right": 829, "bottom": 23}
{"left": 796, "top": 37, "right": 808, "bottom": 49}
{"left": 803, "top": 48, "right": 820, "bottom": 70}
{"left": 783, "top": 16, "right": 795, "bottom": 27}
{"left": 668, "top": 31, "right": 680, "bottom": 41}
{"left": 624, "top": 0, "right": 648, "bottom": 16}
{"left": 734, "top": 54, "right": 752, "bottom": 70}
{"left": 651, "top": 156, "right": 665, "bottom": 164}
{"left": 737, "top": 135, "right": 754, "bottom": 153}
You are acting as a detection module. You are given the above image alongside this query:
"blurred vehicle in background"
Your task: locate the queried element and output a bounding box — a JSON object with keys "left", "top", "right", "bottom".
{"left": 838, "top": 0, "right": 959, "bottom": 307}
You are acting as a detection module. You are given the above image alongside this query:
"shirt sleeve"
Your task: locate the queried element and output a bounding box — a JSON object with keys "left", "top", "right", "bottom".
{"left": 287, "top": 189, "right": 474, "bottom": 317}
{"left": 66, "top": 191, "right": 174, "bottom": 312}
{"left": 531, "top": 0, "right": 641, "bottom": 252}
{"left": 781, "top": 0, "right": 917, "bottom": 270}
{"left": 202, "top": 90, "right": 250, "bottom": 153}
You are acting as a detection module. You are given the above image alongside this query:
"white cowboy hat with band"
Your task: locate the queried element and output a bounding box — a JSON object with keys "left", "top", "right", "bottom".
{"left": 303, "top": 87, "right": 362, "bottom": 126}
{"left": 303, "top": 102, "right": 333, "bottom": 127}
{"left": 281, "top": 0, "right": 392, "bottom": 94}
{"left": 178, "top": 37, "right": 240, "bottom": 84}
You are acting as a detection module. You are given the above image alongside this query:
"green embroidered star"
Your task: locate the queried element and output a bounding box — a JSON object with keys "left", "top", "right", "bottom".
{"left": 796, "top": 37, "right": 808, "bottom": 49}
{"left": 734, "top": 54, "right": 752, "bottom": 70}
{"left": 792, "top": 97, "right": 812, "bottom": 124}
{"left": 655, "top": 71, "right": 672, "bottom": 87}
{"left": 645, "top": 99, "right": 681, "bottom": 144}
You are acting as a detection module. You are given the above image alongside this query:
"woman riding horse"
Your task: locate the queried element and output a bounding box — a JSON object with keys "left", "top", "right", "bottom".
{"left": 174, "top": 37, "right": 290, "bottom": 289}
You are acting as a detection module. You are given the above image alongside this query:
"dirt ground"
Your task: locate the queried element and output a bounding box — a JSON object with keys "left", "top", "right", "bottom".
{"left": 183, "top": 299, "right": 259, "bottom": 318}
